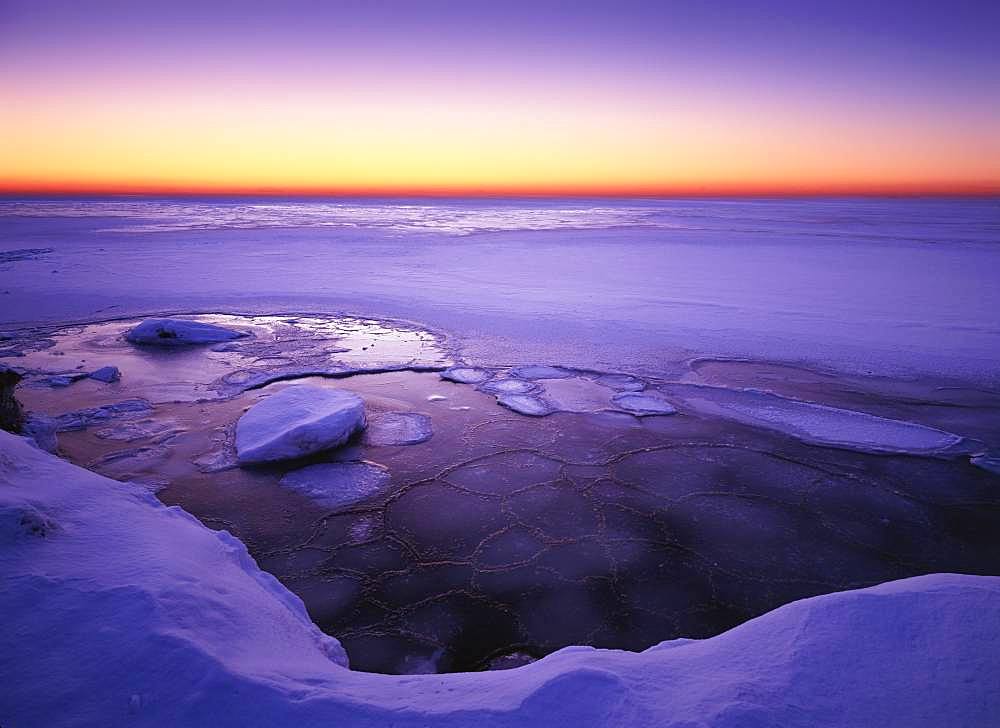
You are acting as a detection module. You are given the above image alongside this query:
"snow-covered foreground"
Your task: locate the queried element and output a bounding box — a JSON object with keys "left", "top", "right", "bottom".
{"left": 2, "top": 430, "right": 998, "bottom": 727}
{"left": 2, "top": 197, "right": 999, "bottom": 384}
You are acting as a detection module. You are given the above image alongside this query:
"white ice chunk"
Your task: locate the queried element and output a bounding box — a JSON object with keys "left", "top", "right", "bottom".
{"left": 236, "top": 386, "right": 366, "bottom": 464}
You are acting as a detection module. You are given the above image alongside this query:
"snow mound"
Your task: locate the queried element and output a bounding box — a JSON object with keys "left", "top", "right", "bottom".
{"left": 364, "top": 412, "right": 433, "bottom": 446}
{"left": 125, "top": 318, "right": 247, "bottom": 346}
{"left": 1, "top": 430, "right": 998, "bottom": 727}
{"left": 280, "top": 461, "right": 392, "bottom": 509}
{"left": 235, "top": 385, "right": 366, "bottom": 464}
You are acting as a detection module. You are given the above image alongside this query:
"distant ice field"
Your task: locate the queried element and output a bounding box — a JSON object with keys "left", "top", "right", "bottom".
{"left": 2, "top": 196, "right": 999, "bottom": 383}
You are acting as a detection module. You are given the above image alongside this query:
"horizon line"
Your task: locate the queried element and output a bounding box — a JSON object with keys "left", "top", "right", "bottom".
{"left": 2, "top": 183, "right": 999, "bottom": 199}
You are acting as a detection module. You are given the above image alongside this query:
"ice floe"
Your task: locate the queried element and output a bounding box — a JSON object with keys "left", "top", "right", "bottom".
{"left": 125, "top": 318, "right": 248, "bottom": 346}
{"left": 236, "top": 385, "right": 366, "bottom": 464}
{"left": 496, "top": 393, "right": 552, "bottom": 417}
{"left": 280, "top": 461, "right": 391, "bottom": 509}
{"left": 481, "top": 378, "right": 537, "bottom": 395}
{"left": 511, "top": 365, "right": 575, "bottom": 380}
{"left": 364, "top": 412, "right": 433, "bottom": 446}
{"left": 441, "top": 366, "right": 493, "bottom": 384}
{"left": 612, "top": 392, "right": 678, "bottom": 416}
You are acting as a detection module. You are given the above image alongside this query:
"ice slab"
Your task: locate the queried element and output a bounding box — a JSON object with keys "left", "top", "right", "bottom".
{"left": 364, "top": 412, "right": 433, "bottom": 446}
{"left": 668, "top": 384, "right": 967, "bottom": 455}
{"left": 88, "top": 365, "right": 121, "bottom": 383}
{"left": 972, "top": 454, "right": 1000, "bottom": 476}
{"left": 126, "top": 318, "right": 248, "bottom": 346}
{"left": 280, "top": 461, "right": 391, "bottom": 509}
{"left": 236, "top": 386, "right": 366, "bottom": 464}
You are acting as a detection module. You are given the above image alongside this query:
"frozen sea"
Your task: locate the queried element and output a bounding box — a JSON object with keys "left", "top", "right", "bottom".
{"left": 2, "top": 196, "right": 999, "bottom": 383}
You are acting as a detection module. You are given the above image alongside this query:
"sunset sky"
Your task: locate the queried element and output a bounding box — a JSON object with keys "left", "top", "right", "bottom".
{"left": 1, "top": 0, "right": 998, "bottom": 196}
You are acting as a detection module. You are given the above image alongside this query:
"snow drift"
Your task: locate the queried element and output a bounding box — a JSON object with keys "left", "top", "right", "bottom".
{"left": 1, "top": 430, "right": 998, "bottom": 727}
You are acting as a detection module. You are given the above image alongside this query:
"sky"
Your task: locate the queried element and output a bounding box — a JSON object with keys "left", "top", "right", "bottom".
{"left": 0, "top": 0, "right": 998, "bottom": 196}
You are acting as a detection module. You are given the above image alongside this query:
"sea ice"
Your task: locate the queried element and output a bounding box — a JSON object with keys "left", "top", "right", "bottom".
{"left": 125, "top": 318, "right": 247, "bottom": 346}
{"left": 440, "top": 366, "right": 492, "bottom": 384}
{"left": 1, "top": 431, "right": 999, "bottom": 727}
{"left": 364, "top": 412, "right": 433, "bottom": 446}
{"left": 281, "top": 461, "right": 391, "bottom": 509}
{"left": 496, "top": 393, "right": 552, "bottom": 417}
{"left": 236, "top": 385, "right": 366, "bottom": 464}
{"left": 612, "top": 392, "right": 678, "bottom": 416}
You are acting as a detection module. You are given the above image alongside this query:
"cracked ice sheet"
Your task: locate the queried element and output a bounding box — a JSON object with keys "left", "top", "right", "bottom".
{"left": 663, "top": 384, "right": 967, "bottom": 455}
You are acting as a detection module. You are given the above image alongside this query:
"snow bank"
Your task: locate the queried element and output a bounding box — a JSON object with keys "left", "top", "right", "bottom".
{"left": 235, "top": 385, "right": 366, "bottom": 464}
{"left": 2, "top": 429, "right": 998, "bottom": 727}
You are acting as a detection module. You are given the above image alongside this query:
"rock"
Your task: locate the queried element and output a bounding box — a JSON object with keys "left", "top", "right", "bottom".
{"left": 0, "top": 365, "right": 24, "bottom": 432}
{"left": 236, "top": 386, "right": 366, "bottom": 465}
{"left": 89, "top": 366, "right": 121, "bottom": 383}
{"left": 364, "top": 412, "right": 433, "bottom": 446}
{"left": 612, "top": 392, "right": 678, "bottom": 416}
{"left": 280, "top": 461, "right": 391, "bottom": 509}
{"left": 440, "top": 366, "right": 492, "bottom": 384}
{"left": 125, "top": 318, "right": 247, "bottom": 346}
{"left": 496, "top": 393, "right": 552, "bottom": 417}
